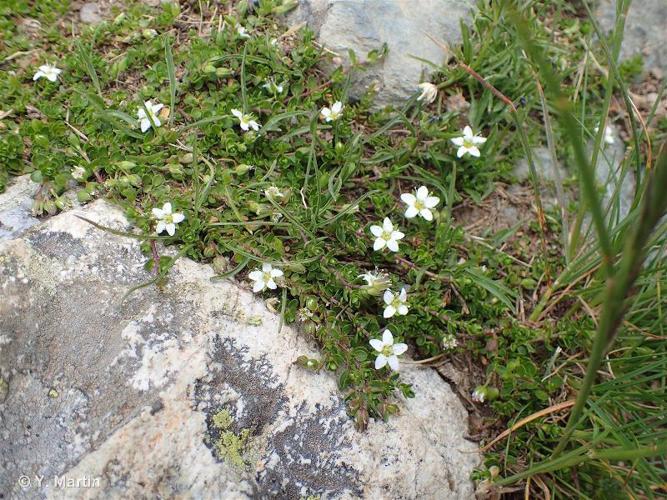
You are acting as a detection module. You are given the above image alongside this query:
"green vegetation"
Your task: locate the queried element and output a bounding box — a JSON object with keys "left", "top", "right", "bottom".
{"left": 1, "top": 0, "right": 665, "bottom": 497}
{"left": 210, "top": 409, "right": 252, "bottom": 468}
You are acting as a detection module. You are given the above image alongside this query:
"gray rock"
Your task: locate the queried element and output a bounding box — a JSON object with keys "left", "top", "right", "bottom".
{"left": 596, "top": 0, "right": 667, "bottom": 74}
{"left": 80, "top": 3, "right": 103, "bottom": 25}
{"left": 289, "top": 0, "right": 475, "bottom": 107}
{"left": 0, "top": 175, "right": 39, "bottom": 241}
{"left": 1, "top": 200, "right": 478, "bottom": 498}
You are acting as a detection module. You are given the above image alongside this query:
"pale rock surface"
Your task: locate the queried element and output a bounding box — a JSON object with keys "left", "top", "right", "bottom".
{"left": 288, "top": 0, "right": 475, "bottom": 106}
{"left": 0, "top": 200, "right": 478, "bottom": 498}
{"left": 596, "top": 0, "right": 667, "bottom": 75}
{"left": 0, "top": 175, "right": 40, "bottom": 241}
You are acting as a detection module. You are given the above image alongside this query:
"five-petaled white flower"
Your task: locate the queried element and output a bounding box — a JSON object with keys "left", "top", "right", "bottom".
{"left": 237, "top": 25, "right": 251, "bottom": 38}
{"left": 152, "top": 202, "right": 185, "bottom": 236}
{"left": 137, "top": 100, "right": 164, "bottom": 133}
{"left": 370, "top": 217, "right": 404, "bottom": 252}
{"left": 262, "top": 80, "right": 284, "bottom": 94}
{"left": 595, "top": 125, "right": 615, "bottom": 145}
{"left": 417, "top": 82, "right": 438, "bottom": 104}
{"left": 248, "top": 263, "right": 283, "bottom": 293}
{"left": 33, "top": 64, "right": 62, "bottom": 82}
{"left": 370, "top": 329, "right": 408, "bottom": 371}
{"left": 71, "top": 166, "right": 87, "bottom": 181}
{"left": 320, "top": 101, "right": 343, "bottom": 122}
{"left": 231, "top": 109, "right": 260, "bottom": 132}
{"left": 451, "top": 125, "right": 487, "bottom": 158}
{"left": 400, "top": 185, "right": 440, "bottom": 221}
{"left": 383, "top": 288, "right": 409, "bottom": 318}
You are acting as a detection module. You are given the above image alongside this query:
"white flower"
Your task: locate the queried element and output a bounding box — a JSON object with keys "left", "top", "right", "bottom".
{"left": 237, "top": 25, "right": 250, "bottom": 38}
{"left": 370, "top": 217, "right": 404, "bottom": 253}
{"left": 137, "top": 100, "right": 164, "bottom": 133}
{"left": 594, "top": 125, "right": 615, "bottom": 145}
{"left": 248, "top": 263, "right": 283, "bottom": 293}
{"left": 370, "top": 329, "right": 408, "bottom": 371}
{"left": 417, "top": 82, "right": 438, "bottom": 104}
{"left": 383, "top": 288, "right": 409, "bottom": 318}
{"left": 451, "top": 125, "right": 487, "bottom": 158}
{"left": 262, "top": 80, "right": 284, "bottom": 94}
{"left": 71, "top": 166, "right": 87, "bottom": 181}
{"left": 400, "top": 185, "right": 440, "bottom": 221}
{"left": 320, "top": 101, "right": 343, "bottom": 122}
{"left": 441, "top": 334, "right": 458, "bottom": 350}
{"left": 33, "top": 64, "right": 62, "bottom": 82}
{"left": 231, "top": 108, "right": 260, "bottom": 132}
{"left": 152, "top": 202, "right": 185, "bottom": 236}
{"left": 472, "top": 388, "right": 486, "bottom": 403}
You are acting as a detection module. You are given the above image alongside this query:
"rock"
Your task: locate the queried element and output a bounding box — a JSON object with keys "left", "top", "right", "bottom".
{"left": 80, "top": 3, "right": 103, "bottom": 24}
{"left": 288, "top": 0, "right": 475, "bottom": 107}
{"left": 514, "top": 128, "right": 635, "bottom": 221}
{"left": 596, "top": 0, "right": 667, "bottom": 74}
{"left": 0, "top": 175, "right": 39, "bottom": 241}
{"left": 0, "top": 200, "right": 478, "bottom": 498}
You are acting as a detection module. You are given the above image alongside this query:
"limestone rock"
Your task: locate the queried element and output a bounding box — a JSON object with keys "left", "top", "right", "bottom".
{"left": 80, "top": 3, "right": 103, "bottom": 24}
{"left": 289, "top": 0, "right": 475, "bottom": 107}
{"left": 596, "top": 0, "right": 667, "bottom": 74}
{"left": 0, "top": 200, "right": 478, "bottom": 498}
{"left": 0, "top": 175, "right": 39, "bottom": 241}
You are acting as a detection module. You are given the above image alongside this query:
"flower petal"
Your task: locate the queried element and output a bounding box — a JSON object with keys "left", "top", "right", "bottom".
{"left": 252, "top": 280, "right": 265, "bottom": 293}
{"left": 166, "top": 223, "right": 176, "bottom": 236}
{"left": 397, "top": 304, "right": 409, "bottom": 315}
{"left": 152, "top": 208, "right": 164, "bottom": 218}
{"left": 387, "top": 355, "right": 400, "bottom": 371}
{"left": 262, "top": 262, "right": 272, "bottom": 272}
{"left": 463, "top": 125, "right": 473, "bottom": 137}
{"left": 231, "top": 109, "right": 242, "bottom": 119}
{"left": 416, "top": 186, "right": 429, "bottom": 200}
{"left": 420, "top": 208, "right": 433, "bottom": 221}
{"left": 399, "top": 288, "right": 407, "bottom": 301}
{"left": 457, "top": 147, "right": 466, "bottom": 158}
{"left": 156, "top": 221, "right": 166, "bottom": 234}
{"left": 400, "top": 193, "right": 416, "bottom": 205}
{"left": 404, "top": 206, "right": 419, "bottom": 219}
{"left": 424, "top": 196, "right": 440, "bottom": 208}
{"left": 383, "top": 305, "right": 396, "bottom": 318}
{"left": 392, "top": 231, "right": 405, "bottom": 240}
{"left": 469, "top": 147, "right": 481, "bottom": 157}
{"left": 248, "top": 270, "right": 263, "bottom": 281}
{"left": 266, "top": 279, "right": 277, "bottom": 290}
{"left": 370, "top": 225, "right": 383, "bottom": 237}
{"left": 386, "top": 239, "right": 399, "bottom": 252}
{"left": 382, "top": 217, "right": 393, "bottom": 232}
{"left": 393, "top": 343, "right": 408, "bottom": 355}
{"left": 369, "top": 339, "right": 384, "bottom": 352}
{"left": 172, "top": 213, "right": 185, "bottom": 223}
{"left": 383, "top": 289, "right": 394, "bottom": 305}
{"left": 382, "top": 329, "right": 393, "bottom": 345}
{"left": 472, "top": 135, "right": 487, "bottom": 145}
{"left": 373, "top": 238, "right": 386, "bottom": 251}
{"left": 140, "top": 119, "right": 151, "bottom": 133}
{"left": 271, "top": 268, "right": 283, "bottom": 278}
{"left": 162, "top": 202, "right": 172, "bottom": 214}
{"left": 375, "top": 354, "right": 388, "bottom": 370}
{"left": 451, "top": 137, "right": 464, "bottom": 146}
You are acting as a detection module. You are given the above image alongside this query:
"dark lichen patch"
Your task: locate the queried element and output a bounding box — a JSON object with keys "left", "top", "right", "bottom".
{"left": 195, "top": 336, "right": 287, "bottom": 435}
{"left": 255, "top": 402, "right": 362, "bottom": 499}
{"left": 26, "top": 230, "right": 86, "bottom": 260}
